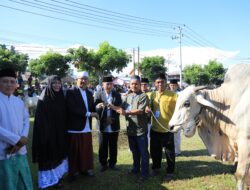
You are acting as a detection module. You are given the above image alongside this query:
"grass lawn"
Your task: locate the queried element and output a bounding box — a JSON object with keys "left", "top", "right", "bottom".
{"left": 27, "top": 117, "right": 236, "bottom": 190}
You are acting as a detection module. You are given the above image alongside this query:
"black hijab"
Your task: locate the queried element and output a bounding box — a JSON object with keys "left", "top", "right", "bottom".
{"left": 32, "top": 75, "right": 68, "bottom": 169}
{"left": 39, "top": 75, "right": 63, "bottom": 101}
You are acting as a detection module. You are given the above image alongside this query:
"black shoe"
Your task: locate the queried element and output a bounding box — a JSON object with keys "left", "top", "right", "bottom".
{"left": 81, "top": 171, "right": 95, "bottom": 177}
{"left": 87, "top": 170, "right": 95, "bottom": 177}
{"left": 109, "top": 165, "right": 119, "bottom": 171}
{"left": 151, "top": 169, "right": 160, "bottom": 177}
{"left": 230, "top": 161, "right": 238, "bottom": 173}
{"left": 163, "top": 173, "right": 174, "bottom": 182}
{"left": 127, "top": 169, "right": 139, "bottom": 175}
{"left": 100, "top": 165, "right": 108, "bottom": 172}
{"left": 136, "top": 176, "right": 148, "bottom": 183}
{"left": 53, "top": 181, "right": 63, "bottom": 189}
{"left": 67, "top": 175, "right": 76, "bottom": 183}
{"left": 175, "top": 153, "right": 181, "bottom": 157}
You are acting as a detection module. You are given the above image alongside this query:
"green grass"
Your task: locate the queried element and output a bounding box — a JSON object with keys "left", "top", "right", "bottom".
{"left": 27, "top": 117, "right": 236, "bottom": 190}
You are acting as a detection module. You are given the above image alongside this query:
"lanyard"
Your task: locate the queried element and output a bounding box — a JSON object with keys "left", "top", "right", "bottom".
{"left": 105, "top": 92, "right": 112, "bottom": 108}
{"left": 125, "top": 93, "right": 136, "bottom": 112}
{"left": 156, "top": 92, "right": 163, "bottom": 108}
{"left": 154, "top": 92, "right": 163, "bottom": 118}
{"left": 101, "top": 92, "right": 112, "bottom": 118}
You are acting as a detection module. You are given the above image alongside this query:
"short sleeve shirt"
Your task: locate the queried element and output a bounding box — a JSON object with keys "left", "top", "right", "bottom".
{"left": 150, "top": 90, "right": 178, "bottom": 133}
{"left": 122, "top": 91, "right": 149, "bottom": 136}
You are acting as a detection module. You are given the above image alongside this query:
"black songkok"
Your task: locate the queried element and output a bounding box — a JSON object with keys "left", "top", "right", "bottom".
{"left": 170, "top": 79, "right": 178, "bottom": 84}
{"left": 141, "top": 77, "right": 149, "bottom": 83}
{"left": 102, "top": 76, "right": 113, "bottom": 82}
{"left": 0, "top": 68, "right": 17, "bottom": 78}
{"left": 154, "top": 73, "right": 166, "bottom": 81}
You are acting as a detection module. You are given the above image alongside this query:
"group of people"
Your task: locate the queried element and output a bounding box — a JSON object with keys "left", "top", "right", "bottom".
{"left": 0, "top": 68, "right": 181, "bottom": 190}
{"left": 93, "top": 74, "right": 180, "bottom": 183}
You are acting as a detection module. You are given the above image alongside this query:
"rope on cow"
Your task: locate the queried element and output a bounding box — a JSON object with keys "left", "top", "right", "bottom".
{"left": 149, "top": 109, "right": 175, "bottom": 133}
{"left": 149, "top": 91, "right": 175, "bottom": 133}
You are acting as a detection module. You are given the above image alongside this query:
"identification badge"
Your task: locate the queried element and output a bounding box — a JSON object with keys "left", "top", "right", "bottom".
{"left": 155, "top": 110, "right": 160, "bottom": 118}
{"left": 126, "top": 105, "right": 132, "bottom": 111}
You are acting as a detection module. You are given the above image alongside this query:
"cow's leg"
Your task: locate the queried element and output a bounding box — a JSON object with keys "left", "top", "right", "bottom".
{"left": 28, "top": 107, "right": 31, "bottom": 116}
{"left": 30, "top": 108, "right": 33, "bottom": 117}
{"left": 235, "top": 140, "right": 250, "bottom": 190}
{"left": 231, "top": 161, "right": 238, "bottom": 174}
{"left": 28, "top": 106, "right": 34, "bottom": 117}
{"left": 33, "top": 107, "right": 37, "bottom": 116}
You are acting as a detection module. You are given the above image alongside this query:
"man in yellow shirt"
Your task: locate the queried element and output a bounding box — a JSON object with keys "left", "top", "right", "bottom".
{"left": 148, "top": 73, "right": 177, "bottom": 181}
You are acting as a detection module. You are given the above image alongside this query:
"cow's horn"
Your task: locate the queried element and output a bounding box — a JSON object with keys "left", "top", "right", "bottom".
{"left": 196, "top": 94, "right": 219, "bottom": 111}
{"left": 194, "top": 86, "right": 208, "bottom": 92}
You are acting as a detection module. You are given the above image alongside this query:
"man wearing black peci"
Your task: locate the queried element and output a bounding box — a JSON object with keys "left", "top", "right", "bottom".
{"left": 94, "top": 76, "right": 122, "bottom": 172}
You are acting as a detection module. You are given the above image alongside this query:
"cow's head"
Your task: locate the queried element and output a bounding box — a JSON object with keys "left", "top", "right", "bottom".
{"left": 169, "top": 85, "right": 219, "bottom": 137}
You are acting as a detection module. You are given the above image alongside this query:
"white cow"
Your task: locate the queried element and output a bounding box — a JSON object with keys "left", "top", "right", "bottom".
{"left": 24, "top": 94, "right": 39, "bottom": 116}
{"left": 168, "top": 64, "right": 250, "bottom": 190}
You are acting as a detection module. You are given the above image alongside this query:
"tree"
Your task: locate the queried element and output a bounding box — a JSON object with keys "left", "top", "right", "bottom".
{"left": 204, "top": 60, "right": 226, "bottom": 85}
{"left": 183, "top": 64, "right": 209, "bottom": 85}
{"left": 0, "top": 44, "right": 29, "bottom": 72}
{"left": 68, "top": 41, "right": 129, "bottom": 81}
{"left": 183, "top": 60, "right": 226, "bottom": 86}
{"left": 29, "top": 51, "right": 71, "bottom": 78}
{"left": 139, "top": 56, "right": 166, "bottom": 82}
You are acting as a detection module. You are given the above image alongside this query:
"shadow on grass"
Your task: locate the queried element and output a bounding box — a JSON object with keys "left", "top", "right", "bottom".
{"left": 55, "top": 159, "right": 234, "bottom": 190}
{"left": 175, "top": 159, "right": 234, "bottom": 180}
{"left": 58, "top": 164, "right": 167, "bottom": 190}
{"left": 27, "top": 126, "right": 166, "bottom": 190}
{"left": 180, "top": 149, "right": 209, "bottom": 157}
{"left": 28, "top": 154, "right": 234, "bottom": 190}
{"left": 27, "top": 120, "right": 233, "bottom": 190}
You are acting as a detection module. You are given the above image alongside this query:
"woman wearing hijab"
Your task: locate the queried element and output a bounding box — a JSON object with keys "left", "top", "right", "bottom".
{"left": 32, "top": 75, "right": 68, "bottom": 189}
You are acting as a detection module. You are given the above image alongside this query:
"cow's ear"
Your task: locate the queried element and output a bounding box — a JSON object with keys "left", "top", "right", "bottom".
{"left": 194, "top": 85, "right": 215, "bottom": 92}
{"left": 194, "top": 86, "right": 207, "bottom": 92}
{"left": 196, "top": 94, "right": 219, "bottom": 111}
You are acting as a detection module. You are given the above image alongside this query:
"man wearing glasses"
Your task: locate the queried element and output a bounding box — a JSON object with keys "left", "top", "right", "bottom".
{"left": 66, "top": 71, "right": 99, "bottom": 182}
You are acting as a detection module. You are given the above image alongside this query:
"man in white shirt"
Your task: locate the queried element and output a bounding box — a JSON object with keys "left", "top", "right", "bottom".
{"left": 169, "top": 79, "right": 181, "bottom": 156}
{"left": 0, "top": 68, "right": 33, "bottom": 190}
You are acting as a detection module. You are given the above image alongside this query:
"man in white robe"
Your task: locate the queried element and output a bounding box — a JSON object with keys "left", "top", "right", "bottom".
{"left": 0, "top": 68, "right": 33, "bottom": 190}
{"left": 169, "top": 79, "right": 181, "bottom": 156}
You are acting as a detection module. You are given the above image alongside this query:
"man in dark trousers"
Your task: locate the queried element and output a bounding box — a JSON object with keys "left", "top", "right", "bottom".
{"left": 147, "top": 73, "right": 178, "bottom": 182}
{"left": 169, "top": 79, "right": 181, "bottom": 156}
{"left": 94, "top": 76, "right": 122, "bottom": 172}
{"left": 115, "top": 75, "right": 150, "bottom": 183}
{"left": 66, "top": 71, "right": 99, "bottom": 182}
